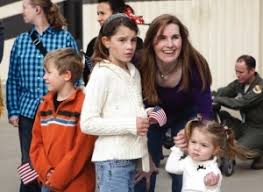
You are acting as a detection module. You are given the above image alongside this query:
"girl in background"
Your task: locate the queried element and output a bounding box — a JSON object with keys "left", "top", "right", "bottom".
{"left": 166, "top": 118, "right": 257, "bottom": 192}
{"left": 80, "top": 14, "right": 149, "bottom": 192}
{"left": 83, "top": 0, "right": 144, "bottom": 85}
{"left": 86, "top": 0, "right": 144, "bottom": 57}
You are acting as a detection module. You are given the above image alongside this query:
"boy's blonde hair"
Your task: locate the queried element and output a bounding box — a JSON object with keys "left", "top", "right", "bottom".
{"left": 44, "top": 48, "right": 83, "bottom": 84}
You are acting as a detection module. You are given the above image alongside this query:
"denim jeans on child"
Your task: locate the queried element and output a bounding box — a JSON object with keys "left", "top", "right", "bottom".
{"left": 41, "top": 186, "right": 51, "bottom": 192}
{"left": 95, "top": 159, "right": 136, "bottom": 192}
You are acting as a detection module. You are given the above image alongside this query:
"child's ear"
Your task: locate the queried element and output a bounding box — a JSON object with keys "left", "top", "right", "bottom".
{"left": 63, "top": 70, "right": 72, "bottom": 81}
{"left": 102, "top": 36, "right": 110, "bottom": 49}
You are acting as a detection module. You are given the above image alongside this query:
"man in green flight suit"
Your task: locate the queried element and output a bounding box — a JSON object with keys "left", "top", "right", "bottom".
{"left": 213, "top": 55, "right": 263, "bottom": 169}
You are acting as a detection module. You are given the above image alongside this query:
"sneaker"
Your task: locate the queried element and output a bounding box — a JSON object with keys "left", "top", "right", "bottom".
{"left": 251, "top": 156, "right": 263, "bottom": 170}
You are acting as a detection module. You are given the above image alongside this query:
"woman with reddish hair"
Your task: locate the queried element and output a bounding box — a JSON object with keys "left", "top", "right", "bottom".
{"left": 138, "top": 14, "right": 213, "bottom": 192}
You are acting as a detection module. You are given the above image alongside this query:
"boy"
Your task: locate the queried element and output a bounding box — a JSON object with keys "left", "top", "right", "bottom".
{"left": 30, "top": 48, "right": 96, "bottom": 192}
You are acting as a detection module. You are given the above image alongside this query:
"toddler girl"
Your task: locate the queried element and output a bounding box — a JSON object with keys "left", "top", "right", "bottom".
{"left": 166, "top": 117, "right": 256, "bottom": 192}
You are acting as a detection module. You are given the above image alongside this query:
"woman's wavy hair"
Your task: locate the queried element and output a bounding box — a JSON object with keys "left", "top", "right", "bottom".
{"left": 30, "top": 0, "right": 67, "bottom": 29}
{"left": 140, "top": 14, "right": 212, "bottom": 105}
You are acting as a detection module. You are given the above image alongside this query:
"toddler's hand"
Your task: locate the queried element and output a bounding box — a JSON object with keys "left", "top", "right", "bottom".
{"left": 204, "top": 172, "right": 220, "bottom": 186}
{"left": 136, "top": 117, "right": 149, "bottom": 136}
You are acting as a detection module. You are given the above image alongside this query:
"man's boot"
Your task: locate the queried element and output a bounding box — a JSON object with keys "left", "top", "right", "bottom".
{"left": 251, "top": 156, "right": 263, "bottom": 170}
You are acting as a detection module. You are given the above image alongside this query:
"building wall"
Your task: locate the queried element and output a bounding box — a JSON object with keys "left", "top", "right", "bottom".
{"left": 1, "top": 0, "right": 262, "bottom": 90}
{"left": 190, "top": 0, "right": 260, "bottom": 89}
{"left": 260, "top": 0, "right": 263, "bottom": 74}
{"left": 0, "top": 0, "right": 66, "bottom": 84}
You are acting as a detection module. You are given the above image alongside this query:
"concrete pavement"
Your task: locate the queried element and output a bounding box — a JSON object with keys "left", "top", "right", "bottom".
{"left": 1, "top": 108, "right": 263, "bottom": 191}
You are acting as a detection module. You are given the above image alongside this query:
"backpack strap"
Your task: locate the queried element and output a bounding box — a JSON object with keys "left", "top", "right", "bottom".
{"left": 80, "top": 50, "right": 94, "bottom": 85}
{"left": 29, "top": 30, "right": 47, "bottom": 56}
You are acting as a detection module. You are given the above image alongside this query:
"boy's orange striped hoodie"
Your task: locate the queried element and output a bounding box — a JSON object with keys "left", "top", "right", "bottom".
{"left": 30, "top": 89, "right": 96, "bottom": 192}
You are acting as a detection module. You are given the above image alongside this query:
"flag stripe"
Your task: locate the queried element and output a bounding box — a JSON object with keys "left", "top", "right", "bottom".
{"left": 149, "top": 106, "right": 167, "bottom": 127}
{"left": 23, "top": 173, "right": 38, "bottom": 184}
{"left": 17, "top": 162, "right": 38, "bottom": 185}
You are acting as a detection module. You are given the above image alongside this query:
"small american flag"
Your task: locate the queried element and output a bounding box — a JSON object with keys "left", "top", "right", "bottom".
{"left": 149, "top": 106, "right": 167, "bottom": 127}
{"left": 17, "top": 162, "right": 38, "bottom": 185}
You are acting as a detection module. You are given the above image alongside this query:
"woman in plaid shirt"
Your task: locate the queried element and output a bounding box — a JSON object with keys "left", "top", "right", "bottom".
{"left": 6, "top": 0, "right": 78, "bottom": 191}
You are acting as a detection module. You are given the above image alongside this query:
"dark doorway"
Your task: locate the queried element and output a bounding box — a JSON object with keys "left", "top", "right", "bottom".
{"left": 62, "top": 0, "right": 83, "bottom": 49}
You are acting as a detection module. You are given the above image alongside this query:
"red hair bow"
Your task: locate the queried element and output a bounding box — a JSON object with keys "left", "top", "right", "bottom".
{"left": 124, "top": 6, "right": 144, "bottom": 24}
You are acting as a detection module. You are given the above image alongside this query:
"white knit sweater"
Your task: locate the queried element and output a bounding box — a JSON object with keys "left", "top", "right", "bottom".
{"left": 80, "top": 60, "right": 149, "bottom": 171}
{"left": 166, "top": 146, "right": 222, "bottom": 192}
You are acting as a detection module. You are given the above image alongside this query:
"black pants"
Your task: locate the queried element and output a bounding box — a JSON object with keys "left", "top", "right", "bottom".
{"left": 18, "top": 116, "right": 41, "bottom": 192}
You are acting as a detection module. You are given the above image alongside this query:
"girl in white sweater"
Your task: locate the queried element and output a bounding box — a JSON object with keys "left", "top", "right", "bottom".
{"left": 80, "top": 14, "right": 150, "bottom": 192}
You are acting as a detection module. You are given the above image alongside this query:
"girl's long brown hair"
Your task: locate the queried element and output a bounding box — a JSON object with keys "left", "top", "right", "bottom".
{"left": 140, "top": 14, "right": 212, "bottom": 105}
{"left": 31, "top": 0, "right": 67, "bottom": 29}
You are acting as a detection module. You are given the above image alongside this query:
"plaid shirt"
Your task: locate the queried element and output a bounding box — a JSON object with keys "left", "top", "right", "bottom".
{"left": 6, "top": 27, "right": 78, "bottom": 119}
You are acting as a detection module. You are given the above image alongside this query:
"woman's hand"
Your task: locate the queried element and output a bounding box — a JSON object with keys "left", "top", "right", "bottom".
{"left": 174, "top": 129, "right": 188, "bottom": 152}
{"left": 134, "top": 158, "right": 158, "bottom": 191}
{"left": 8, "top": 116, "right": 19, "bottom": 127}
{"left": 135, "top": 170, "right": 152, "bottom": 191}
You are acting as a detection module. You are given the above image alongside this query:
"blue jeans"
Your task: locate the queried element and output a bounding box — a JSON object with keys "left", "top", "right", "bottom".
{"left": 41, "top": 186, "right": 51, "bottom": 192}
{"left": 18, "top": 116, "right": 41, "bottom": 192}
{"left": 95, "top": 160, "right": 136, "bottom": 192}
{"left": 135, "top": 108, "right": 197, "bottom": 192}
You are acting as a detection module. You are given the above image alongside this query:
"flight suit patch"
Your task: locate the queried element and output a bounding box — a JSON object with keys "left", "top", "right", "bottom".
{"left": 253, "top": 85, "right": 262, "bottom": 94}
